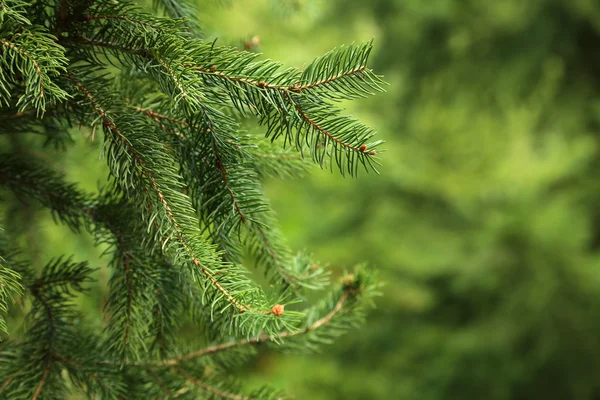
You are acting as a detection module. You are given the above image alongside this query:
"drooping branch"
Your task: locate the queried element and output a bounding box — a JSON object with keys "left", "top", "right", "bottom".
{"left": 68, "top": 74, "right": 273, "bottom": 317}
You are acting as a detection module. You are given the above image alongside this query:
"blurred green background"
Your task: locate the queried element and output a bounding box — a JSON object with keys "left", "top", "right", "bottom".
{"left": 202, "top": 0, "right": 600, "bottom": 399}
{"left": 7, "top": 0, "right": 600, "bottom": 398}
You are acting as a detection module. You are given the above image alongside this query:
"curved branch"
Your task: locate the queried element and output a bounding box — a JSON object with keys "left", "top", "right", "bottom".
{"left": 146, "top": 292, "right": 348, "bottom": 367}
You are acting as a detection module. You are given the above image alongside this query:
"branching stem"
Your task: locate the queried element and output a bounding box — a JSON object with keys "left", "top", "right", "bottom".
{"left": 145, "top": 292, "right": 349, "bottom": 367}
{"left": 68, "top": 75, "right": 263, "bottom": 315}
{"left": 0, "top": 39, "right": 44, "bottom": 99}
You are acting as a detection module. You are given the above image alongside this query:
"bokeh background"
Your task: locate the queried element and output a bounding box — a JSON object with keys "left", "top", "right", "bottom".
{"left": 6, "top": 0, "right": 600, "bottom": 399}
{"left": 202, "top": 1, "right": 600, "bottom": 399}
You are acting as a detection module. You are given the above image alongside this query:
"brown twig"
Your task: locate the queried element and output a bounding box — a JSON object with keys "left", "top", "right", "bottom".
{"left": 32, "top": 364, "right": 51, "bottom": 400}
{"left": 145, "top": 292, "right": 349, "bottom": 367}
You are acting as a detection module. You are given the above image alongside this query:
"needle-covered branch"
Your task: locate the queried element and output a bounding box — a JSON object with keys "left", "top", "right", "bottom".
{"left": 142, "top": 266, "right": 378, "bottom": 367}
{"left": 0, "top": 8, "right": 69, "bottom": 113}
{"left": 0, "top": 0, "right": 384, "bottom": 397}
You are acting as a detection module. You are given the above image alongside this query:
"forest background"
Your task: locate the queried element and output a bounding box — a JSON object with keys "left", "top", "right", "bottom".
{"left": 7, "top": 0, "right": 600, "bottom": 399}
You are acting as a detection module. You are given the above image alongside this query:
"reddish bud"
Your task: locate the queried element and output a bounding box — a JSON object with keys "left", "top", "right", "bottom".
{"left": 271, "top": 304, "right": 284, "bottom": 317}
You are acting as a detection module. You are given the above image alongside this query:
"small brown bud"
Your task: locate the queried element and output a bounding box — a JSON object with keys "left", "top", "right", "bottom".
{"left": 368, "top": 150, "right": 377, "bottom": 156}
{"left": 251, "top": 35, "right": 260, "bottom": 47}
{"left": 258, "top": 81, "right": 267, "bottom": 88}
{"left": 244, "top": 40, "right": 252, "bottom": 50}
{"left": 271, "top": 304, "right": 284, "bottom": 317}
{"left": 210, "top": 65, "right": 217, "bottom": 71}
{"left": 359, "top": 144, "right": 367, "bottom": 152}
{"left": 311, "top": 263, "right": 318, "bottom": 271}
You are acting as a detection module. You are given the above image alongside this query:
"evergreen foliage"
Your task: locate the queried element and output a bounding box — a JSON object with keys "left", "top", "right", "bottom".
{"left": 0, "top": 0, "right": 384, "bottom": 398}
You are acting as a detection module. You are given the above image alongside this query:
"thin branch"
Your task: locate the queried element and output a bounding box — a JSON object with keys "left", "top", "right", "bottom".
{"left": 132, "top": 106, "right": 189, "bottom": 127}
{"left": 190, "top": 64, "right": 367, "bottom": 93}
{"left": 31, "top": 363, "right": 51, "bottom": 400}
{"left": 286, "top": 93, "right": 363, "bottom": 153}
{"left": 0, "top": 375, "right": 15, "bottom": 393}
{"left": 146, "top": 292, "right": 349, "bottom": 366}
{"left": 0, "top": 39, "right": 44, "bottom": 99}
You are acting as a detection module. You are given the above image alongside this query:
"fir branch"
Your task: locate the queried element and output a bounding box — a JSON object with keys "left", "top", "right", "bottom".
{"left": 66, "top": 24, "right": 384, "bottom": 175}
{"left": 143, "top": 266, "right": 379, "bottom": 368}
{"left": 67, "top": 73, "right": 295, "bottom": 335}
{"left": 148, "top": 292, "right": 349, "bottom": 367}
{"left": 0, "top": 26, "right": 69, "bottom": 113}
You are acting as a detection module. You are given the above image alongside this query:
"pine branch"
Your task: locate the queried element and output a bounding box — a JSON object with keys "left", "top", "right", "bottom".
{"left": 143, "top": 266, "right": 377, "bottom": 367}
{"left": 0, "top": 22, "right": 69, "bottom": 113}
{"left": 0, "top": 1, "right": 384, "bottom": 397}
{"left": 67, "top": 71, "right": 300, "bottom": 338}
{"left": 64, "top": 15, "right": 384, "bottom": 175}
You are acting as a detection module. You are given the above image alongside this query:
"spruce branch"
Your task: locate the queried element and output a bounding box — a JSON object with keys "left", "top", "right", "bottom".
{"left": 67, "top": 72, "right": 299, "bottom": 337}
{"left": 143, "top": 266, "right": 377, "bottom": 367}
{"left": 65, "top": 15, "right": 384, "bottom": 175}
{"left": 131, "top": 101, "right": 325, "bottom": 291}
{"left": 0, "top": 23, "right": 69, "bottom": 113}
{"left": 0, "top": 1, "right": 384, "bottom": 397}
{"left": 146, "top": 292, "right": 350, "bottom": 367}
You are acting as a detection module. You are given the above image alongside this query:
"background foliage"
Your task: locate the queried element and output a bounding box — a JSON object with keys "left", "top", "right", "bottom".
{"left": 204, "top": 0, "right": 600, "bottom": 399}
